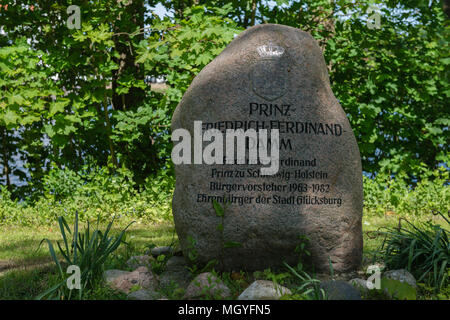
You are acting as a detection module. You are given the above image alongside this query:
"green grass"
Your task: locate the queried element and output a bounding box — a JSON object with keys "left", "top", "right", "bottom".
{"left": 0, "top": 220, "right": 175, "bottom": 299}
{"left": 1, "top": 214, "right": 448, "bottom": 300}
{"left": 361, "top": 214, "right": 449, "bottom": 264}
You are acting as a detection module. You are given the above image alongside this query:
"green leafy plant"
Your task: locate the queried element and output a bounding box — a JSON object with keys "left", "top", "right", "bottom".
{"left": 379, "top": 211, "right": 449, "bottom": 291}
{"left": 293, "top": 235, "right": 311, "bottom": 271}
{"left": 363, "top": 168, "right": 449, "bottom": 218}
{"left": 151, "top": 254, "right": 167, "bottom": 275}
{"left": 253, "top": 268, "right": 291, "bottom": 286}
{"left": 184, "top": 235, "right": 218, "bottom": 275}
{"left": 417, "top": 282, "right": 450, "bottom": 300}
{"left": 283, "top": 262, "right": 326, "bottom": 300}
{"left": 220, "top": 271, "right": 249, "bottom": 297}
{"left": 186, "top": 235, "right": 198, "bottom": 263}
{"left": 212, "top": 200, "right": 242, "bottom": 269}
{"left": 36, "top": 211, "right": 134, "bottom": 300}
{"left": 380, "top": 278, "right": 417, "bottom": 300}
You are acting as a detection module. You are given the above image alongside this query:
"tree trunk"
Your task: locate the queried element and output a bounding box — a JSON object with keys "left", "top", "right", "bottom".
{"left": 443, "top": 0, "right": 450, "bottom": 19}
{"left": 112, "top": 0, "right": 146, "bottom": 112}
{"left": 250, "top": 0, "right": 257, "bottom": 26}
{"left": 1, "top": 127, "right": 11, "bottom": 190}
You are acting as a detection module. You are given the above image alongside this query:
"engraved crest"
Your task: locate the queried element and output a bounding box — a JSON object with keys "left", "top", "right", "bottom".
{"left": 251, "top": 42, "right": 288, "bottom": 101}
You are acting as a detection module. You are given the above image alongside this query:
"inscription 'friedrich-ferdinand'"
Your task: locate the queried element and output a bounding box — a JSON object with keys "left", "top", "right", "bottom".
{"left": 202, "top": 103, "right": 344, "bottom": 136}
{"left": 202, "top": 120, "right": 343, "bottom": 136}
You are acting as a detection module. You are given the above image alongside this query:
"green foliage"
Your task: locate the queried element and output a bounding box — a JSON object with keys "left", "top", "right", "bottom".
{"left": 0, "top": 37, "right": 66, "bottom": 128}
{"left": 36, "top": 211, "right": 133, "bottom": 300}
{"left": 0, "top": 166, "right": 173, "bottom": 226}
{"left": 326, "top": 1, "right": 449, "bottom": 178}
{"left": 363, "top": 168, "right": 449, "bottom": 217}
{"left": 1, "top": 1, "right": 447, "bottom": 199}
{"left": 381, "top": 277, "right": 417, "bottom": 300}
{"left": 1, "top": 165, "right": 447, "bottom": 227}
{"left": 379, "top": 211, "right": 450, "bottom": 291}
{"left": 186, "top": 235, "right": 199, "bottom": 263}
{"left": 0, "top": 2, "right": 242, "bottom": 198}
{"left": 253, "top": 268, "right": 291, "bottom": 286}
{"left": 220, "top": 271, "right": 249, "bottom": 297}
{"left": 293, "top": 235, "right": 311, "bottom": 271}
{"left": 282, "top": 262, "right": 326, "bottom": 300}
{"left": 417, "top": 282, "right": 450, "bottom": 300}
{"left": 151, "top": 254, "right": 168, "bottom": 275}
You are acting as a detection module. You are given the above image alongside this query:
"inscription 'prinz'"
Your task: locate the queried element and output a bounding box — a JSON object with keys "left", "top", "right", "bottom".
{"left": 249, "top": 102, "right": 294, "bottom": 117}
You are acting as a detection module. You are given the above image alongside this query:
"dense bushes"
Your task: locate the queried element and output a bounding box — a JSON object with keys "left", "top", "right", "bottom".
{"left": 1, "top": 166, "right": 448, "bottom": 226}
{"left": 37, "top": 212, "right": 133, "bottom": 300}
{"left": 363, "top": 168, "right": 449, "bottom": 217}
{"left": 0, "top": 166, "right": 173, "bottom": 226}
{"left": 1, "top": 2, "right": 448, "bottom": 199}
{"left": 379, "top": 211, "right": 449, "bottom": 292}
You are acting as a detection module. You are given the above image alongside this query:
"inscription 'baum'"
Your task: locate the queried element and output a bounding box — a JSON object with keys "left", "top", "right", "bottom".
{"left": 172, "top": 121, "right": 280, "bottom": 175}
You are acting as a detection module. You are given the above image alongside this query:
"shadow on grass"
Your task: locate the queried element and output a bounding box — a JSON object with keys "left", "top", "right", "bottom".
{"left": 0, "top": 221, "right": 176, "bottom": 299}
{"left": 0, "top": 263, "right": 60, "bottom": 300}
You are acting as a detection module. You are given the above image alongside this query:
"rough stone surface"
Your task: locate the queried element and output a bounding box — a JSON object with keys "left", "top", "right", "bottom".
{"left": 183, "top": 272, "right": 231, "bottom": 299}
{"left": 320, "top": 280, "right": 362, "bottom": 300}
{"left": 110, "top": 266, "right": 159, "bottom": 294}
{"left": 127, "top": 289, "right": 159, "bottom": 300}
{"left": 126, "top": 255, "right": 154, "bottom": 269}
{"left": 365, "top": 263, "right": 385, "bottom": 274}
{"left": 316, "top": 271, "right": 359, "bottom": 283}
{"left": 238, "top": 280, "right": 292, "bottom": 300}
{"left": 104, "top": 269, "right": 130, "bottom": 284}
{"left": 171, "top": 23, "right": 363, "bottom": 272}
{"left": 159, "top": 268, "right": 192, "bottom": 290}
{"left": 158, "top": 256, "right": 192, "bottom": 290}
{"left": 165, "top": 256, "right": 187, "bottom": 271}
{"left": 383, "top": 269, "right": 417, "bottom": 288}
{"left": 150, "top": 246, "right": 174, "bottom": 257}
{"left": 148, "top": 245, "right": 183, "bottom": 257}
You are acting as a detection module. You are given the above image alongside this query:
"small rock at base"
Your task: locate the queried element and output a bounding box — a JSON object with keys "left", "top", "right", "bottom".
{"left": 320, "top": 280, "right": 362, "bottom": 300}
{"left": 126, "top": 255, "right": 154, "bottom": 269}
{"left": 159, "top": 268, "right": 192, "bottom": 290}
{"left": 127, "top": 289, "right": 159, "bottom": 300}
{"left": 183, "top": 272, "right": 231, "bottom": 299}
{"left": 165, "top": 256, "right": 187, "bottom": 271}
{"left": 382, "top": 269, "right": 417, "bottom": 288}
{"left": 238, "top": 280, "right": 292, "bottom": 300}
{"left": 110, "top": 266, "right": 159, "bottom": 294}
{"left": 150, "top": 246, "right": 172, "bottom": 256}
{"left": 104, "top": 269, "right": 130, "bottom": 284}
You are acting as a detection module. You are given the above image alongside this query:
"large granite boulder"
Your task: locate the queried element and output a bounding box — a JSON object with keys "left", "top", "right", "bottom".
{"left": 171, "top": 23, "right": 363, "bottom": 272}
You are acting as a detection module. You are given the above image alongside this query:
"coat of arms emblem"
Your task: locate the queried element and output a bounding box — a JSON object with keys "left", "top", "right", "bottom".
{"left": 251, "top": 42, "right": 288, "bottom": 101}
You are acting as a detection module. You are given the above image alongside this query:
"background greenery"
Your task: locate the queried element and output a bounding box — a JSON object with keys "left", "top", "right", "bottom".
{"left": 0, "top": 0, "right": 448, "bottom": 204}
{"left": 1, "top": 0, "right": 448, "bottom": 300}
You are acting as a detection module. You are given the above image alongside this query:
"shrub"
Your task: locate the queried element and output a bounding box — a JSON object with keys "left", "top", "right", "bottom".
{"left": 363, "top": 168, "right": 449, "bottom": 217}
{"left": 283, "top": 262, "right": 325, "bottom": 300}
{"left": 36, "top": 211, "right": 133, "bottom": 300}
{"left": 0, "top": 166, "right": 173, "bottom": 226}
{"left": 379, "top": 211, "right": 449, "bottom": 291}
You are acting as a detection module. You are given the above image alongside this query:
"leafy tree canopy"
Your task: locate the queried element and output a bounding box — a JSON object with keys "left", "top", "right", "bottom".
{"left": 0, "top": 0, "right": 448, "bottom": 198}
